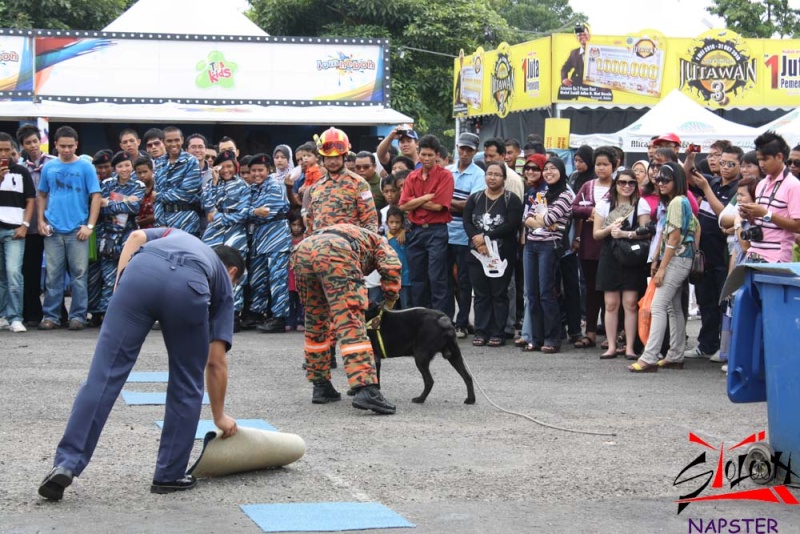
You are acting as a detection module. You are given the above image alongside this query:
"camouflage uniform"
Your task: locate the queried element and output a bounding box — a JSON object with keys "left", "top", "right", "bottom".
{"left": 291, "top": 224, "right": 401, "bottom": 388}
{"left": 304, "top": 169, "right": 378, "bottom": 235}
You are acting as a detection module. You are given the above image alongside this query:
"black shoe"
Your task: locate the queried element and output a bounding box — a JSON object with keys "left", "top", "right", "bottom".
{"left": 312, "top": 379, "right": 342, "bottom": 404}
{"left": 257, "top": 316, "right": 286, "bottom": 333}
{"left": 38, "top": 466, "right": 74, "bottom": 501}
{"left": 352, "top": 385, "right": 396, "bottom": 415}
{"left": 151, "top": 475, "right": 197, "bottom": 494}
{"left": 88, "top": 313, "right": 104, "bottom": 328}
{"left": 233, "top": 314, "right": 242, "bottom": 333}
{"left": 239, "top": 313, "right": 262, "bottom": 331}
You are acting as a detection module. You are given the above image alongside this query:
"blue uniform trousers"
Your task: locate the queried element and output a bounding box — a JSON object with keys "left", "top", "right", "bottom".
{"left": 249, "top": 250, "right": 289, "bottom": 318}
{"left": 53, "top": 251, "right": 211, "bottom": 482}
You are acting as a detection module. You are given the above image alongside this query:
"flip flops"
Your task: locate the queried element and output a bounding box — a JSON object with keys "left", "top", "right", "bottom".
{"left": 628, "top": 360, "right": 658, "bottom": 373}
{"left": 573, "top": 336, "right": 596, "bottom": 349}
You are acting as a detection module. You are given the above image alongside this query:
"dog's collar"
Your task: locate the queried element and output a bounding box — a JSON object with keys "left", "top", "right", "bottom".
{"left": 367, "top": 309, "right": 388, "bottom": 359}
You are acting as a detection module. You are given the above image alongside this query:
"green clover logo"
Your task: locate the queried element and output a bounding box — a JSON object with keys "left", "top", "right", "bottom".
{"left": 196, "top": 51, "right": 238, "bottom": 89}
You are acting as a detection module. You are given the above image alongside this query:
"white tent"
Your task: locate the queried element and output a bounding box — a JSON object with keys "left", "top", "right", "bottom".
{"left": 570, "top": 90, "right": 760, "bottom": 150}
{"left": 758, "top": 109, "right": 800, "bottom": 144}
{"left": 103, "top": 0, "right": 269, "bottom": 36}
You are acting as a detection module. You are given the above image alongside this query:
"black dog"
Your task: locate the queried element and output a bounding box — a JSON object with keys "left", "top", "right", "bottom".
{"left": 365, "top": 306, "right": 476, "bottom": 405}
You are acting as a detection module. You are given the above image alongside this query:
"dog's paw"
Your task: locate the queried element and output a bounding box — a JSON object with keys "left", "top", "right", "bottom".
{"left": 411, "top": 396, "right": 425, "bottom": 404}
{"left": 464, "top": 397, "right": 476, "bottom": 405}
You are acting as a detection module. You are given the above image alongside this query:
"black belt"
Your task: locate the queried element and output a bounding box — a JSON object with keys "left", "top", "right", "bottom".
{"left": 410, "top": 222, "right": 445, "bottom": 229}
{"left": 216, "top": 208, "right": 238, "bottom": 214}
{"left": 318, "top": 229, "right": 360, "bottom": 250}
{"left": 163, "top": 202, "right": 201, "bottom": 213}
{"left": 255, "top": 212, "right": 288, "bottom": 225}
{"left": 138, "top": 247, "right": 208, "bottom": 277}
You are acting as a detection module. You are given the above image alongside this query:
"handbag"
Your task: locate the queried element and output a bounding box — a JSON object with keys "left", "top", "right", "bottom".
{"left": 689, "top": 243, "right": 705, "bottom": 284}
{"left": 638, "top": 277, "right": 657, "bottom": 345}
{"left": 611, "top": 202, "right": 650, "bottom": 267}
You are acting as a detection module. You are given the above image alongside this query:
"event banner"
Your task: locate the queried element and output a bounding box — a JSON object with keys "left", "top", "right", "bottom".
{"left": 552, "top": 28, "right": 800, "bottom": 109}
{"left": 452, "top": 38, "right": 551, "bottom": 118}
{"left": 553, "top": 29, "right": 668, "bottom": 105}
{"left": 34, "top": 35, "right": 388, "bottom": 104}
{"left": 0, "top": 35, "right": 34, "bottom": 95}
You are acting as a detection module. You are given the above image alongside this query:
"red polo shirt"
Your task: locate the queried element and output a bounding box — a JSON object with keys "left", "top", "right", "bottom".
{"left": 400, "top": 164, "right": 454, "bottom": 225}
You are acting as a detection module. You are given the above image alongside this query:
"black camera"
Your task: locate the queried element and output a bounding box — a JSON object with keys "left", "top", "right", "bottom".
{"left": 741, "top": 225, "right": 764, "bottom": 242}
{"left": 574, "top": 24, "right": 586, "bottom": 34}
{"left": 635, "top": 222, "right": 656, "bottom": 237}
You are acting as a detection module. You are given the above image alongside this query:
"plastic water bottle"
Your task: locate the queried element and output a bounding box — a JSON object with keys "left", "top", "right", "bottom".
{"left": 719, "top": 311, "right": 732, "bottom": 363}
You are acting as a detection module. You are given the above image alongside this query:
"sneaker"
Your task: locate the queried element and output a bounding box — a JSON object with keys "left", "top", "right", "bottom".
{"left": 257, "top": 316, "right": 286, "bottom": 334}
{"left": 10, "top": 321, "right": 27, "bottom": 333}
{"left": 709, "top": 352, "right": 725, "bottom": 363}
{"left": 721, "top": 364, "right": 728, "bottom": 374}
{"left": 67, "top": 319, "right": 85, "bottom": 331}
{"left": 0, "top": 317, "right": 9, "bottom": 330}
{"left": 684, "top": 347, "right": 712, "bottom": 359}
{"left": 455, "top": 326, "right": 467, "bottom": 339}
{"left": 352, "top": 385, "right": 396, "bottom": 415}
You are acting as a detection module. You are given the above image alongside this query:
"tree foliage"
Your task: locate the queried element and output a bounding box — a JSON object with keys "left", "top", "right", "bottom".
{"left": 249, "top": 0, "right": 582, "bottom": 141}
{"left": 707, "top": 0, "right": 800, "bottom": 38}
{"left": 0, "top": 0, "right": 135, "bottom": 30}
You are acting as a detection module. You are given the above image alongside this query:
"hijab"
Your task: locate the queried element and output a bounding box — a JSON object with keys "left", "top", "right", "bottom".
{"left": 270, "top": 144, "right": 294, "bottom": 182}
{"left": 570, "top": 144, "right": 595, "bottom": 191}
{"left": 544, "top": 157, "right": 569, "bottom": 205}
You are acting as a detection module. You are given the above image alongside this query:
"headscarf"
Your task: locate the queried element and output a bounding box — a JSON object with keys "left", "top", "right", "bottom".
{"left": 570, "top": 144, "right": 595, "bottom": 191}
{"left": 271, "top": 144, "right": 294, "bottom": 182}
{"left": 632, "top": 159, "right": 649, "bottom": 174}
{"left": 524, "top": 153, "right": 547, "bottom": 171}
{"left": 544, "top": 157, "right": 569, "bottom": 205}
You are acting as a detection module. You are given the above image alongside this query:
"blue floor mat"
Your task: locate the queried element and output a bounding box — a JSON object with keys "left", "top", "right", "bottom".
{"left": 121, "top": 391, "right": 209, "bottom": 405}
{"left": 127, "top": 372, "right": 169, "bottom": 383}
{"left": 155, "top": 419, "right": 279, "bottom": 439}
{"left": 240, "top": 502, "right": 415, "bottom": 532}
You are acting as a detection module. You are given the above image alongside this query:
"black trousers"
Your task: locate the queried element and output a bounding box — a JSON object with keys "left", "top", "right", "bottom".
{"left": 468, "top": 258, "right": 512, "bottom": 338}
{"left": 22, "top": 233, "right": 44, "bottom": 324}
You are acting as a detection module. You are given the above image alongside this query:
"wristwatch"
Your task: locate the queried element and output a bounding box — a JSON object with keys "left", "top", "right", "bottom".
{"left": 87, "top": 223, "right": 95, "bottom": 230}
{"left": 763, "top": 210, "right": 773, "bottom": 223}
{"left": 21, "top": 221, "right": 30, "bottom": 228}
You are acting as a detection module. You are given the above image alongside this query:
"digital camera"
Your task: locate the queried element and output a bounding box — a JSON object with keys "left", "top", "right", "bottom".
{"left": 741, "top": 225, "right": 764, "bottom": 242}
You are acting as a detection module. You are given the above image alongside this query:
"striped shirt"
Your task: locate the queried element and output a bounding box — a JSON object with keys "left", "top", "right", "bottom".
{"left": 747, "top": 167, "right": 800, "bottom": 263}
{"left": 446, "top": 161, "right": 485, "bottom": 246}
{"left": 525, "top": 189, "right": 574, "bottom": 242}
{"left": 0, "top": 163, "right": 35, "bottom": 228}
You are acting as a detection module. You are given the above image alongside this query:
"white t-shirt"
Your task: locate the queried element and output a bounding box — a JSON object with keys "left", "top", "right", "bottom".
{"left": 593, "top": 183, "right": 610, "bottom": 204}
{"left": 595, "top": 197, "right": 651, "bottom": 226}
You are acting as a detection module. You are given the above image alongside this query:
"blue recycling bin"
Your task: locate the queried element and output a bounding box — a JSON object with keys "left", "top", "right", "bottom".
{"left": 728, "top": 266, "right": 800, "bottom": 472}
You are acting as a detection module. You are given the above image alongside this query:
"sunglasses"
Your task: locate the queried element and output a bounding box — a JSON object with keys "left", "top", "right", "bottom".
{"left": 788, "top": 159, "right": 800, "bottom": 167}
{"left": 616, "top": 180, "right": 637, "bottom": 187}
{"left": 719, "top": 161, "right": 739, "bottom": 168}
{"left": 523, "top": 166, "right": 540, "bottom": 172}
{"left": 655, "top": 177, "right": 673, "bottom": 185}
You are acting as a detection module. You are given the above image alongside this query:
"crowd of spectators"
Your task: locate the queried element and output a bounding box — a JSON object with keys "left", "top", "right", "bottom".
{"left": 1, "top": 123, "right": 798, "bottom": 376}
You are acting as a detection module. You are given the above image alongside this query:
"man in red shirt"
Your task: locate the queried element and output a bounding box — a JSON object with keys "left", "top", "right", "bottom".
{"left": 399, "top": 134, "right": 454, "bottom": 312}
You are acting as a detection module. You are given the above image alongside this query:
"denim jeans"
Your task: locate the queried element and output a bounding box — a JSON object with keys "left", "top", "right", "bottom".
{"left": 43, "top": 230, "right": 89, "bottom": 324}
{"left": 640, "top": 256, "right": 693, "bottom": 365}
{"left": 444, "top": 244, "right": 473, "bottom": 328}
{"left": 520, "top": 245, "right": 533, "bottom": 343}
{"left": 0, "top": 228, "right": 26, "bottom": 322}
{"left": 525, "top": 240, "right": 562, "bottom": 347}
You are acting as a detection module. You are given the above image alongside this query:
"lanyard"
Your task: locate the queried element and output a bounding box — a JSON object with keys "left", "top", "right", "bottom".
{"left": 757, "top": 167, "right": 789, "bottom": 208}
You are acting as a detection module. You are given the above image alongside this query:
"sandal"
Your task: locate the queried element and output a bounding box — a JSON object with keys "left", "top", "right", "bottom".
{"left": 541, "top": 345, "right": 560, "bottom": 354}
{"left": 514, "top": 337, "right": 528, "bottom": 347}
{"left": 599, "top": 352, "right": 617, "bottom": 360}
{"left": 657, "top": 359, "right": 685, "bottom": 369}
{"left": 628, "top": 360, "right": 658, "bottom": 373}
{"left": 573, "top": 336, "right": 596, "bottom": 349}
{"left": 488, "top": 337, "right": 505, "bottom": 347}
{"left": 601, "top": 339, "right": 610, "bottom": 350}
{"left": 522, "top": 343, "right": 541, "bottom": 352}
{"left": 472, "top": 336, "right": 487, "bottom": 347}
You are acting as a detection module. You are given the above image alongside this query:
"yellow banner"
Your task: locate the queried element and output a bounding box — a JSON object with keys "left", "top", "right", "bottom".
{"left": 457, "top": 29, "right": 800, "bottom": 116}
{"left": 452, "top": 38, "right": 551, "bottom": 118}
{"left": 544, "top": 118, "right": 571, "bottom": 149}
